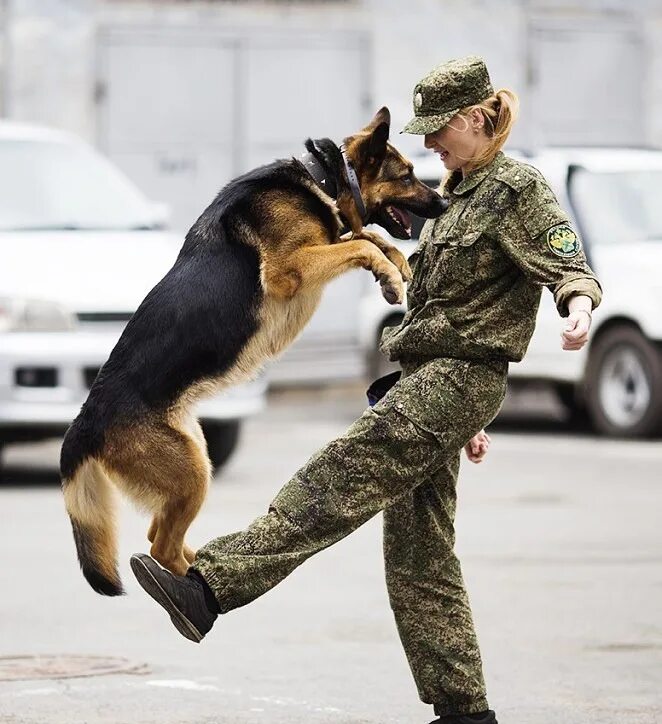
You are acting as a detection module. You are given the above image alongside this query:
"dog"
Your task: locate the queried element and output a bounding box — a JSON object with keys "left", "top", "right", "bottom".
{"left": 60, "top": 107, "right": 446, "bottom": 596}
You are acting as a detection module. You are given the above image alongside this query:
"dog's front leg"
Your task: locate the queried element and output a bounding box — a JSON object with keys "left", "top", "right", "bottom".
{"left": 284, "top": 239, "right": 405, "bottom": 304}
{"left": 340, "top": 229, "right": 413, "bottom": 283}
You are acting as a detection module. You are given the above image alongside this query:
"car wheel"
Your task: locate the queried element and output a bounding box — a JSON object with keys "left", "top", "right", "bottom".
{"left": 368, "top": 314, "right": 404, "bottom": 380}
{"left": 201, "top": 420, "right": 242, "bottom": 474}
{"left": 585, "top": 326, "right": 662, "bottom": 438}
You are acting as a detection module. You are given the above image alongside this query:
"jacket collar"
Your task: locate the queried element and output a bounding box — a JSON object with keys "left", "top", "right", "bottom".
{"left": 446, "top": 151, "right": 505, "bottom": 197}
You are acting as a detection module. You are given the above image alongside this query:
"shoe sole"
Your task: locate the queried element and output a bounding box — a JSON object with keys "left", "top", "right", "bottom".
{"left": 130, "top": 554, "right": 204, "bottom": 643}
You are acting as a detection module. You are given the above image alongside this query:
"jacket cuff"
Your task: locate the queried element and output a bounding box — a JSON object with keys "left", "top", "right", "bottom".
{"left": 554, "top": 276, "right": 603, "bottom": 317}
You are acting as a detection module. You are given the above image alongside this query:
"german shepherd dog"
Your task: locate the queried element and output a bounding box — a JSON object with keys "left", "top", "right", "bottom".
{"left": 60, "top": 107, "right": 445, "bottom": 596}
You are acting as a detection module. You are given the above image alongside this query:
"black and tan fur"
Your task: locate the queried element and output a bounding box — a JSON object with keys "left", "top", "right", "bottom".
{"left": 60, "top": 107, "right": 445, "bottom": 595}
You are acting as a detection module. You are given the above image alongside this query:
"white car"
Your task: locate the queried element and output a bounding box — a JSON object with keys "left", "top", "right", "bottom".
{"left": 0, "top": 121, "right": 267, "bottom": 472}
{"left": 360, "top": 148, "right": 662, "bottom": 439}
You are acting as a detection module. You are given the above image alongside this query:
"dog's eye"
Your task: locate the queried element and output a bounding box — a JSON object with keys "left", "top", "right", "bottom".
{"left": 401, "top": 176, "right": 413, "bottom": 185}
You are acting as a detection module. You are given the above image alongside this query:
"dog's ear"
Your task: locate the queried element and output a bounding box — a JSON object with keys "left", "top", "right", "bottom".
{"left": 365, "top": 106, "right": 391, "bottom": 131}
{"left": 364, "top": 107, "right": 391, "bottom": 164}
{"left": 368, "top": 122, "right": 389, "bottom": 164}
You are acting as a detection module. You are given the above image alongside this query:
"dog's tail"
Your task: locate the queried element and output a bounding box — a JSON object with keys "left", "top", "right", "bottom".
{"left": 62, "top": 457, "right": 123, "bottom": 596}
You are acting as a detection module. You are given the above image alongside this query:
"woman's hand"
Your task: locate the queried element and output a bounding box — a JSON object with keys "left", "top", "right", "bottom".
{"left": 464, "top": 429, "right": 491, "bottom": 464}
{"left": 562, "top": 295, "right": 593, "bottom": 351}
{"left": 561, "top": 310, "right": 592, "bottom": 351}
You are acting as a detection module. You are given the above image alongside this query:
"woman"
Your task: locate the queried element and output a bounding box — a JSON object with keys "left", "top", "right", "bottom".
{"left": 130, "top": 56, "right": 602, "bottom": 724}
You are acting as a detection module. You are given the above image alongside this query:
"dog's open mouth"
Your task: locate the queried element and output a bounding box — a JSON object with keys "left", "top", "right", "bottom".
{"left": 378, "top": 204, "right": 412, "bottom": 240}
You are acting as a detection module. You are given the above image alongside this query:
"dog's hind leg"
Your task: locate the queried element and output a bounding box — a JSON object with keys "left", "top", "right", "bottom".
{"left": 147, "top": 515, "right": 160, "bottom": 544}
{"left": 104, "top": 414, "right": 211, "bottom": 575}
{"left": 150, "top": 474, "right": 207, "bottom": 575}
{"left": 147, "top": 514, "right": 196, "bottom": 567}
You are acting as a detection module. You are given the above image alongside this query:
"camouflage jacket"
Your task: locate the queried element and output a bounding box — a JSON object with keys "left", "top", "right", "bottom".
{"left": 379, "top": 151, "right": 603, "bottom": 364}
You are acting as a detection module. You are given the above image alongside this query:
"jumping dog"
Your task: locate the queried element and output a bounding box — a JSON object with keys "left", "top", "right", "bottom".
{"left": 60, "top": 107, "right": 446, "bottom": 595}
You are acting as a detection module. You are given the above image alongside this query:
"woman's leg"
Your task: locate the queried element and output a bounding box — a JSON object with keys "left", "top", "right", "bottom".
{"left": 192, "top": 357, "right": 506, "bottom": 617}
{"left": 383, "top": 451, "right": 489, "bottom": 717}
{"left": 193, "top": 395, "right": 445, "bottom": 612}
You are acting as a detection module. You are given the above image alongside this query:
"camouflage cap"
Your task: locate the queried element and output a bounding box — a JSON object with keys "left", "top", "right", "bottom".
{"left": 402, "top": 55, "right": 494, "bottom": 135}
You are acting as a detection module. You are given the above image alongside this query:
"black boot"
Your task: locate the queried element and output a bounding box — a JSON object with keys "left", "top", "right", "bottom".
{"left": 130, "top": 553, "right": 218, "bottom": 643}
{"left": 428, "top": 711, "right": 498, "bottom": 724}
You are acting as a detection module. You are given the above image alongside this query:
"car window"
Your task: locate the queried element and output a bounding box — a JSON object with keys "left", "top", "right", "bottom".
{"left": 569, "top": 167, "right": 662, "bottom": 244}
{"left": 0, "top": 140, "right": 158, "bottom": 231}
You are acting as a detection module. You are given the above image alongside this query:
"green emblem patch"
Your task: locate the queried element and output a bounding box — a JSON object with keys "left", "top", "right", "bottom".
{"left": 547, "top": 224, "right": 580, "bottom": 258}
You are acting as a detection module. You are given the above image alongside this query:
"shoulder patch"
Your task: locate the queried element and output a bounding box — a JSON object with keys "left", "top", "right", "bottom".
{"left": 546, "top": 224, "right": 581, "bottom": 258}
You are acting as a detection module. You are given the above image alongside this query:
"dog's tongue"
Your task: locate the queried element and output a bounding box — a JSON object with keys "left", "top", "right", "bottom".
{"left": 389, "top": 205, "right": 411, "bottom": 228}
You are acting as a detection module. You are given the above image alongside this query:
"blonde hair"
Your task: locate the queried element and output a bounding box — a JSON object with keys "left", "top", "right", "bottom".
{"left": 446, "top": 88, "right": 520, "bottom": 174}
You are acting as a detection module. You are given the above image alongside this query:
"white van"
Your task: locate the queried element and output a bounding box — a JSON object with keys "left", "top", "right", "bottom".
{"left": 0, "top": 122, "right": 266, "bottom": 473}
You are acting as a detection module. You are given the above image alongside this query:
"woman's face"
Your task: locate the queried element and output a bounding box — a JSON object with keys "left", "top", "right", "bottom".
{"left": 424, "top": 108, "right": 486, "bottom": 174}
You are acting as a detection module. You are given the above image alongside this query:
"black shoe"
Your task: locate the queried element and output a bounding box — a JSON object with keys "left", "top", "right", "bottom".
{"left": 428, "top": 711, "right": 498, "bottom": 724}
{"left": 129, "top": 553, "right": 218, "bottom": 643}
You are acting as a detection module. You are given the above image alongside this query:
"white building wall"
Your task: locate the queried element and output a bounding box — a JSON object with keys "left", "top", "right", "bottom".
{"left": 4, "top": 0, "right": 97, "bottom": 141}
{"left": 2, "top": 0, "right": 662, "bottom": 153}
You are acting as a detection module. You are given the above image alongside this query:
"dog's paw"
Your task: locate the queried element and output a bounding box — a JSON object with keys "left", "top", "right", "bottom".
{"left": 379, "top": 275, "right": 404, "bottom": 305}
{"left": 382, "top": 247, "right": 413, "bottom": 283}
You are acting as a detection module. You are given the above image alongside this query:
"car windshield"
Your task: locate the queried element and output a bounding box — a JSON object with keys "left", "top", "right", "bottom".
{"left": 569, "top": 168, "right": 662, "bottom": 245}
{"left": 0, "top": 139, "right": 158, "bottom": 231}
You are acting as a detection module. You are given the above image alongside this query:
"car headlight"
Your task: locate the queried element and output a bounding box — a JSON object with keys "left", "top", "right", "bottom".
{"left": 0, "top": 297, "right": 77, "bottom": 332}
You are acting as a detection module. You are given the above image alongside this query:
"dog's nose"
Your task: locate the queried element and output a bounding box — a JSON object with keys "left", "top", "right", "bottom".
{"left": 430, "top": 193, "right": 449, "bottom": 216}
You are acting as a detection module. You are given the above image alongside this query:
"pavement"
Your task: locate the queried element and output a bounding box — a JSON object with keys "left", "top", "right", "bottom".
{"left": 0, "top": 382, "right": 661, "bottom": 724}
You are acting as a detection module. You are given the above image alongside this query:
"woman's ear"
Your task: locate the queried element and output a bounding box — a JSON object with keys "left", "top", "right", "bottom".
{"left": 470, "top": 107, "right": 484, "bottom": 132}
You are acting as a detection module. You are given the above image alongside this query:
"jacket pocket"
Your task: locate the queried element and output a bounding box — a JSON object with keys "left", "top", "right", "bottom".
{"left": 432, "top": 230, "right": 482, "bottom": 247}
{"left": 426, "top": 231, "right": 482, "bottom": 296}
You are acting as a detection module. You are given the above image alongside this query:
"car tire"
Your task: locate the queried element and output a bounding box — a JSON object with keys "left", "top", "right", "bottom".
{"left": 368, "top": 314, "right": 404, "bottom": 380}
{"left": 584, "top": 325, "right": 662, "bottom": 438}
{"left": 201, "top": 420, "right": 242, "bottom": 475}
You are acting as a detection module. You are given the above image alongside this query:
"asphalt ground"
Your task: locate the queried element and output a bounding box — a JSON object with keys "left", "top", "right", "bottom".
{"left": 0, "top": 383, "right": 661, "bottom": 724}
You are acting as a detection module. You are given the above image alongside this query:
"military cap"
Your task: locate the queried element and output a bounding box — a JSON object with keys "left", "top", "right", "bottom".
{"left": 402, "top": 55, "right": 494, "bottom": 135}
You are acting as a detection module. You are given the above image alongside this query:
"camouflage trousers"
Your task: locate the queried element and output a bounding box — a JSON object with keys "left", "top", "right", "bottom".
{"left": 194, "top": 355, "right": 509, "bottom": 716}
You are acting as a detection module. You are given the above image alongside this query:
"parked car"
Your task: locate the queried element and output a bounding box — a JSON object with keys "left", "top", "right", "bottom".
{"left": 360, "top": 147, "right": 662, "bottom": 438}
{"left": 0, "top": 121, "right": 267, "bottom": 473}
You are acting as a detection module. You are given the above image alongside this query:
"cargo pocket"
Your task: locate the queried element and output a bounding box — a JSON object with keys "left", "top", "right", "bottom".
{"left": 372, "top": 357, "right": 473, "bottom": 448}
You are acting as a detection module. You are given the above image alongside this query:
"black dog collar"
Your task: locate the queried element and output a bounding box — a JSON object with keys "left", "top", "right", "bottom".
{"left": 299, "top": 149, "right": 338, "bottom": 199}
{"left": 340, "top": 144, "right": 367, "bottom": 223}
{"left": 300, "top": 141, "right": 366, "bottom": 228}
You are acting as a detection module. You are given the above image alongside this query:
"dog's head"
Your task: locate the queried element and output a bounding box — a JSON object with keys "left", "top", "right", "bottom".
{"left": 342, "top": 107, "right": 446, "bottom": 239}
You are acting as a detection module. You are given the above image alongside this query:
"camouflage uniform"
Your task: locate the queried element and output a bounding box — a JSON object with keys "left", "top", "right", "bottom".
{"left": 193, "top": 55, "right": 603, "bottom": 718}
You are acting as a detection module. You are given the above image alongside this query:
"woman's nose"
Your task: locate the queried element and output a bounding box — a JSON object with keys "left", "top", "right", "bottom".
{"left": 424, "top": 133, "right": 435, "bottom": 149}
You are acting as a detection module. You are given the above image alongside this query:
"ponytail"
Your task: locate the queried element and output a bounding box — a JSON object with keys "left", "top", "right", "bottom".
{"left": 463, "top": 88, "right": 519, "bottom": 171}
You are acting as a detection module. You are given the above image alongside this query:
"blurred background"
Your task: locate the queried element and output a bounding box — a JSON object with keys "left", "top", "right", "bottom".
{"left": 0, "top": 2, "right": 661, "bottom": 724}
